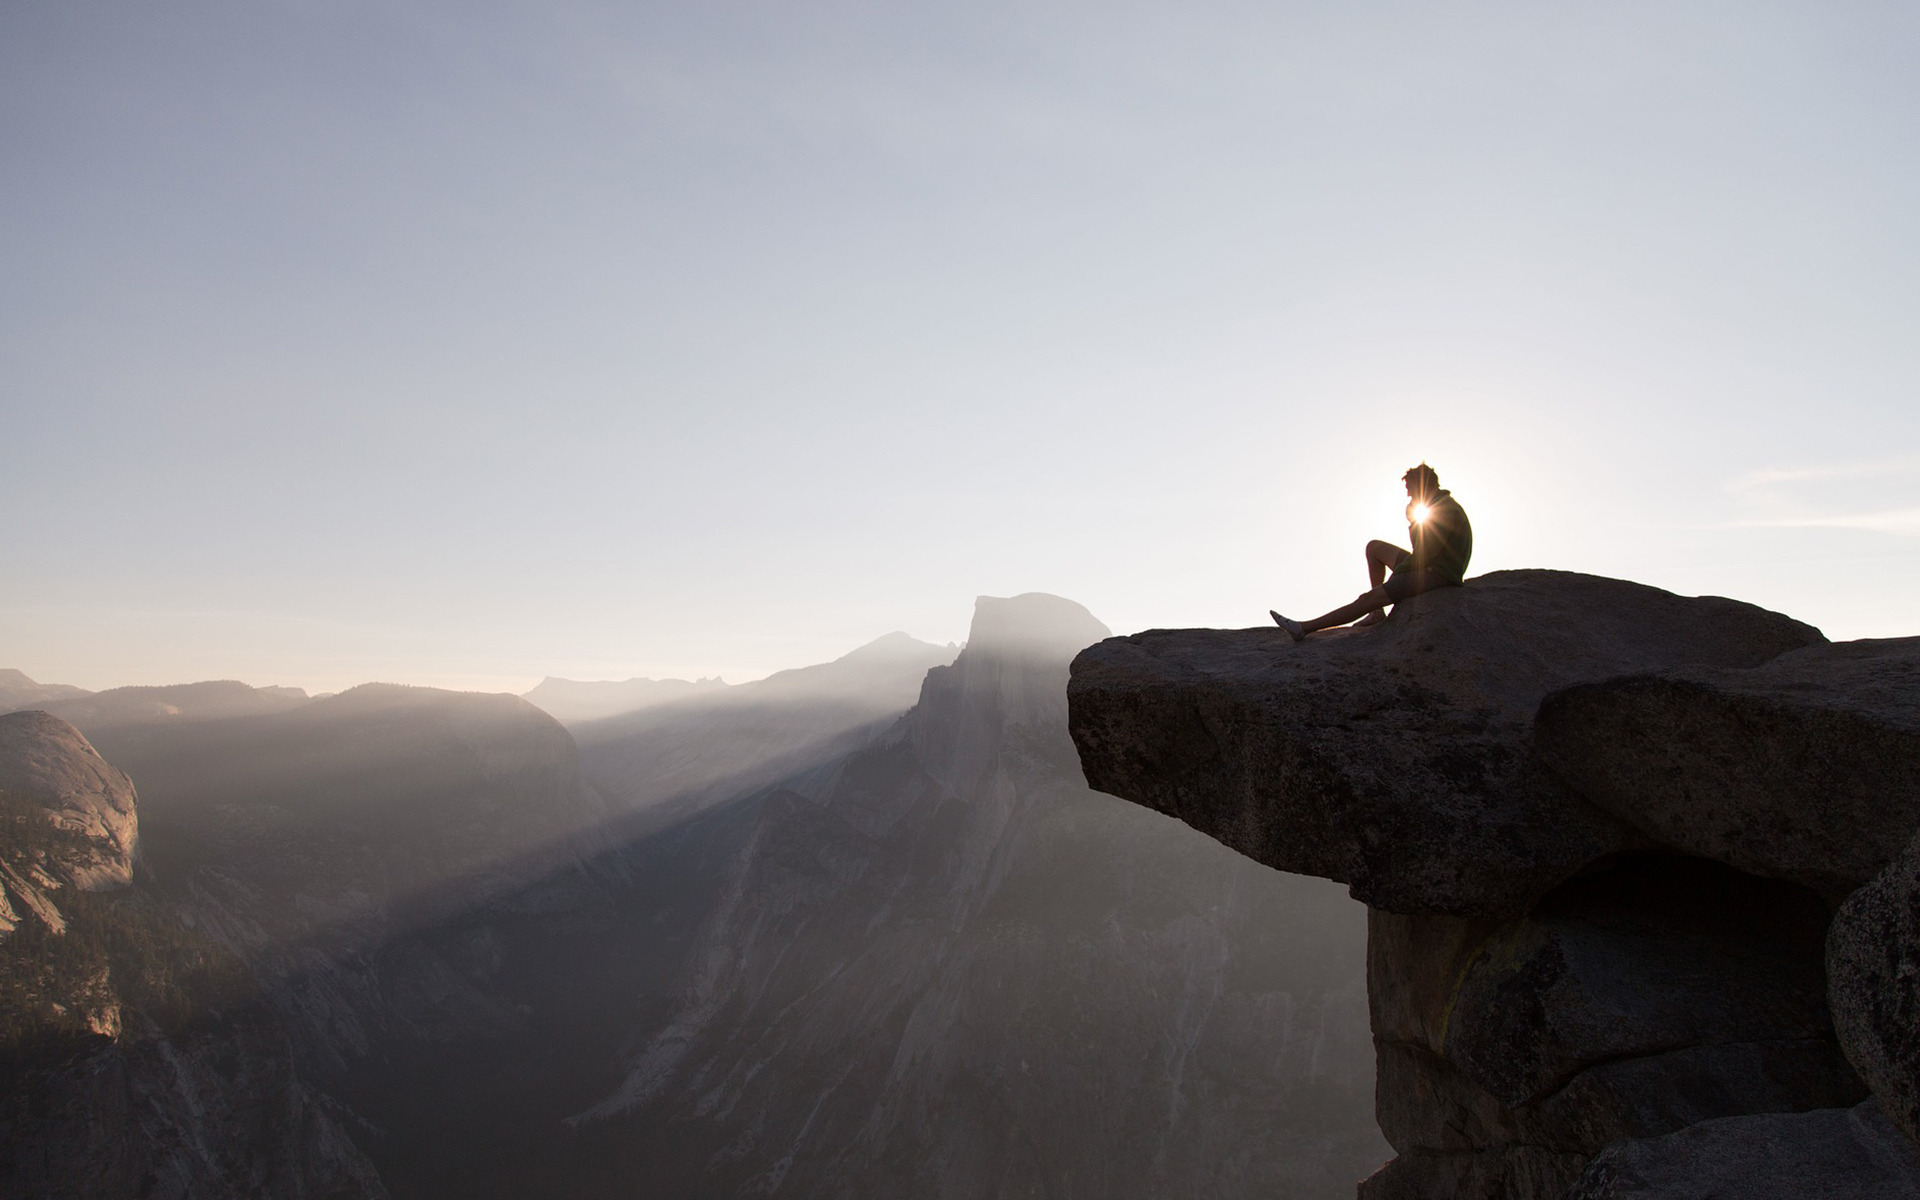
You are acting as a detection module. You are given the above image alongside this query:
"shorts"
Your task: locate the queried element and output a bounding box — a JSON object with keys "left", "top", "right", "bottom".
{"left": 1384, "top": 565, "right": 1458, "bottom": 603}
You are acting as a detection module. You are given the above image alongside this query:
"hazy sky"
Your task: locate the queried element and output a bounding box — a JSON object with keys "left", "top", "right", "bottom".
{"left": 5, "top": 0, "right": 1917, "bottom": 693}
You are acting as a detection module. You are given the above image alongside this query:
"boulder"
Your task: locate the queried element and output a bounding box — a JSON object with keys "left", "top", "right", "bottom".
{"left": 1067, "top": 570, "right": 1822, "bottom": 916}
{"left": 1828, "top": 828, "right": 1920, "bottom": 1149}
{"left": 0, "top": 709, "right": 139, "bottom": 890}
{"left": 1537, "top": 637, "right": 1920, "bottom": 898}
{"left": 1565, "top": 1101, "right": 1920, "bottom": 1199}
{"left": 1441, "top": 857, "right": 1837, "bottom": 1109}
{"left": 1366, "top": 858, "right": 1865, "bottom": 1198}
{"left": 1358, "top": 1145, "right": 1590, "bottom": 1200}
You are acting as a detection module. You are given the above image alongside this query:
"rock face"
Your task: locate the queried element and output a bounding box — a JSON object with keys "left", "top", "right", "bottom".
{"left": 1828, "top": 828, "right": 1920, "bottom": 1148}
{"left": 0, "top": 710, "right": 138, "bottom": 893}
{"left": 1537, "top": 637, "right": 1920, "bottom": 898}
{"left": 1565, "top": 1101, "right": 1920, "bottom": 1200}
{"left": 1067, "top": 569, "right": 1920, "bottom": 1198}
{"left": 1363, "top": 860, "right": 1866, "bottom": 1198}
{"left": 1068, "top": 570, "right": 1823, "bottom": 917}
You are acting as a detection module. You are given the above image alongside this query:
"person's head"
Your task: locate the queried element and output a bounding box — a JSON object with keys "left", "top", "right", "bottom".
{"left": 1403, "top": 462, "right": 1439, "bottom": 502}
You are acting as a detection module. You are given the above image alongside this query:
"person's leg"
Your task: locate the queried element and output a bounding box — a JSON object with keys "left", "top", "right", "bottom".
{"left": 1272, "top": 584, "right": 1393, "bottom": 641}
{"left": 1273, "top": 571, "right": 1454, "bottom": 642}
{"left": 1366, "top": 540, "right": 1406, "bottom": 589}
{"left": 1357, "top": 542, "right": 1408, "bottom": 627}
{"left": 1304, "top": 585, "right": 1394, "bottom": 633}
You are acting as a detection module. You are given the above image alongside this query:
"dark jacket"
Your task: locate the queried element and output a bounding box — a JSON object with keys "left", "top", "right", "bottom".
{"left": 1409, "top": 490, "right": 1473, "bottom": 584}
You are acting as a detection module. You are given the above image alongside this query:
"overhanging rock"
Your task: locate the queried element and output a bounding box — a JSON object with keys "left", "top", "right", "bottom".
{"left": 1067, "top": 570, "right": 1823, "bottom": 917}
{"left": 1536, "top": 637, "right": 1920, "bottom": 898}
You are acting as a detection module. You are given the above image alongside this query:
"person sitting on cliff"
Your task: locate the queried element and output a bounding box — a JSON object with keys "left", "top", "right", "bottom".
{"left": 1270, "top": 463, "right": 1473, "bottom": 642}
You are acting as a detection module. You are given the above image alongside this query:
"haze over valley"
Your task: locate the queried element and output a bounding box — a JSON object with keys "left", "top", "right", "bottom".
{"left": 0, "top": 594, "right": 1385, "bottom": 1198}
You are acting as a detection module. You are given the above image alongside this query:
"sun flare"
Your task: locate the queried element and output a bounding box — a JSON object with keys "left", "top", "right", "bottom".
{"left": 1411, "top": 503, "right": 1431, "bottom": 524}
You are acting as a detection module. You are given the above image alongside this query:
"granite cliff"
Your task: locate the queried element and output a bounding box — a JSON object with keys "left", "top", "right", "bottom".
{"left": 1068, "top": 569, "right": 1920, "bottom": 1199}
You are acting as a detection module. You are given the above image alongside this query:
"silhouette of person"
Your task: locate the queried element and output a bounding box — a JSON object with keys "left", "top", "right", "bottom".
{"left": 1270, "top": 463, "right": 1472, "bottom": 642}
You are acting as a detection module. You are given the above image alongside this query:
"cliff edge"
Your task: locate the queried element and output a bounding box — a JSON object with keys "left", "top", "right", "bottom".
{"left": 1068, "top": 569, "right": 1920, "bottom": 1199}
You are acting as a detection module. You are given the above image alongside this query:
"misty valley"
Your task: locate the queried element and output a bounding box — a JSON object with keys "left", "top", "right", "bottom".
{"left": 0, "top": 594, "right": 1385, "bottom": 1199}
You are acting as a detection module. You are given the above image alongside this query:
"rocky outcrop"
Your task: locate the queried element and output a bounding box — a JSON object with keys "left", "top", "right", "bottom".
{"left": 1067, "top": 570, "right": 1920, "bottom": 1198}
{"left": 0, "top": 710, "right": 138, "bottom": 893}
{"left": 1565, "top": 1101, "right": 1920, "bottom": 1199}
{"left": 1828, "top": 828, "right": 1920, "bottom": 1148}
{"left": 1362, "top": 860, "right": 1866, "bottom": 1198}
{"left": 1537, "top": 637, "right": 1920, "bottom": 898}
{"left": 1068, "top": 570, "right": 1823, "bottom": 917}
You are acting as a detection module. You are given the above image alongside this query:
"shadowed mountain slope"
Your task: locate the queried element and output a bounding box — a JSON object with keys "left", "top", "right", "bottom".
{"left": 569, "top": 594, "right": 1386, "bottom": 1198}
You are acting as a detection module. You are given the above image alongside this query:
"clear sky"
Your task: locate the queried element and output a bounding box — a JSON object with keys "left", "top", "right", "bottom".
{"left": 5, "top": 0, "right": 1917, "bottom": 694}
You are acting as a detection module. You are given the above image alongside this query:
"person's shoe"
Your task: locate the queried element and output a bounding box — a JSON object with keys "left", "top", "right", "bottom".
{"left": 1270, "top": 611, "right": 1306, "bottom": 642}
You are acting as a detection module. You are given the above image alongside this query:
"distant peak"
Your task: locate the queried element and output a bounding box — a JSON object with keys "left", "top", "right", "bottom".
{"left": 965, "top": 594, "right": 1110, "bottom": 658}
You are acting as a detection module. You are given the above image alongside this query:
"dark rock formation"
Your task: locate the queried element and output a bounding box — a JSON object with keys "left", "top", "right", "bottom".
{"left": 1565, "top": 1100, "right": 1920, "bottom": 1199}
{"left": 1537, "top": 637, "right": 1920, "bottom": 898}
{"left": 1829, "top": 828, "right": 1920, "bottom": 1149}
{"left": 1067, "top": 569, "right": 1920, "bottom": 1198}
{"left": 1068, "top": 570, "right": 1823, "bottom": 917}
{"left": 1364, "top": 859, "right": 1866, "bottom": 1198}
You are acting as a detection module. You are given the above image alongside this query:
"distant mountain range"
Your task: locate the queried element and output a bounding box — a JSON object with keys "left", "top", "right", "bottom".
{"left": 0, "top": 669, "right": 93, "bottom": 711}
{"left": 569, "top": 630, "right": 961, "bottom": 827}
{"left": 521, "top": 675, "right": 729, "bottom": 725}
{"left": 0, "top": 604, "right": 1382, "bottom": 1199}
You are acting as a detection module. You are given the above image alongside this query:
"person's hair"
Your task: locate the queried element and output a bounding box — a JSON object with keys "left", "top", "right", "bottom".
{"left": 1403, "top": 462, "right": 1439, "bottom": 495}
